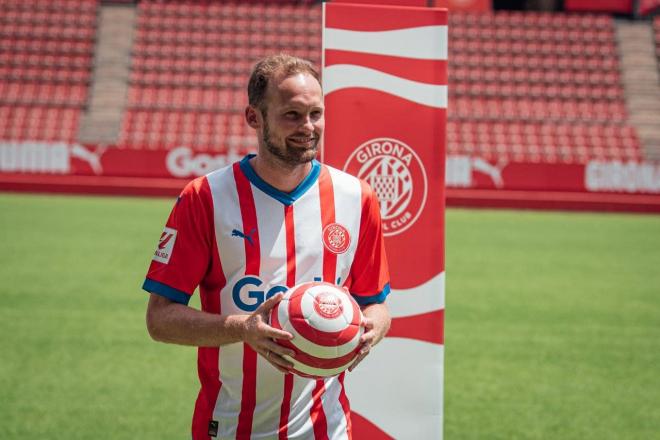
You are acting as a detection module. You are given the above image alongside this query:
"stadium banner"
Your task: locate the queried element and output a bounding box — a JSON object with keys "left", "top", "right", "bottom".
{"left": 432, "top": 0, "right": 491, "bottom": 12}
{"left": 1, "top": 141, "right": 660, "bottom": 195}
{"left": 445, "top": 155, "right": 660, "bottom": 194}
{"left": 638, "top": 0, "right": 660, "bottom": 15}
{"left": 0, "top": 141, "right": 245, "bottom": 179}
{"left": 330, "top": 0, "right": 428, "bottom": 6}
{"left": 321, "top": 3, "right": 447, "bottom": 438}
{"left": 564, "top": 0, "right": 633, "bottom": 13}
{"left": 330, "top": 0, "right": 492, "bottom": 10}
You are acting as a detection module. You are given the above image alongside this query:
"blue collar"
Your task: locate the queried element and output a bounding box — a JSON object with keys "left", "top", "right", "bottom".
{"left": 238, "top": 154, "right": 321, "bottom": 206}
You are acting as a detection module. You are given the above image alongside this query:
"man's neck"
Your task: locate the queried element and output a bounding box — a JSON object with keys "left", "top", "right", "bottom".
{"left": 249, "top": 155, "right": 312, "bottom": 193}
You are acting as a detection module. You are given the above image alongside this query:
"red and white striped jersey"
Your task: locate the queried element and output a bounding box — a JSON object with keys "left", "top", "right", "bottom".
{"left": 143, "top": 155, "right": 390, "bottom": 440}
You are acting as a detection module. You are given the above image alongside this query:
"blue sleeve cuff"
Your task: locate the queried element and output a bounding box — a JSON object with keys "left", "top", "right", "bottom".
{"left": 353, "top": 283, "right": 391, "bottom": 306}
{"left": 142, "top": 278, "right": 191, "bottom": 305}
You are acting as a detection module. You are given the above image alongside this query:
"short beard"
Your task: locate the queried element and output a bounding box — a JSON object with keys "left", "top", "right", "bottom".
{"left": 262, "top": 117, "right": 318, "bottom": 167}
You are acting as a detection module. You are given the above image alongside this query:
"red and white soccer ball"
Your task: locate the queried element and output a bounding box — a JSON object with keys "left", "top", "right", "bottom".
{"left": 270, "top": 281, "right": 364, "bottom": 378}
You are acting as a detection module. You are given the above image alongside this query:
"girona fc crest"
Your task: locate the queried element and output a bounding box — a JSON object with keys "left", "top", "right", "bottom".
{"left": 322, "top": 223, "right": 351, "bottom": 254}
{"left": 344, "top": 138, "right": 428, "bottom": 236}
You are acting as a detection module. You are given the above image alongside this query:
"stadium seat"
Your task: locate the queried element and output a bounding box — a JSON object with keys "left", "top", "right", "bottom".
{"left": 6, "top": 1, "right": 641, "bottom": 164}
{"left": 446, "top": 9, "right": 642, "bottom": 164}
{"left": 119, "top": 0, "right": 321, "bottom": 151}
{"left": 0, "top": 0, "right": 97, "bottom": 143}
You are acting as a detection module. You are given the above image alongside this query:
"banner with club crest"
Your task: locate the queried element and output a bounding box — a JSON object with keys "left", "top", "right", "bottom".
{"left": 322, "top": 3, "right": 447, "bottom": 438}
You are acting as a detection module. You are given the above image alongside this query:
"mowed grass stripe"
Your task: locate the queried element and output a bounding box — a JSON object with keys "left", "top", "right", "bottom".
{"left": 1, "top": 193, "right": 659, "bottom": 439}
{"left": 445, "top": 209, "right": 660, "bottom": 440}
{"left": 0, "top": 193, "right": 198, "bottom": 440}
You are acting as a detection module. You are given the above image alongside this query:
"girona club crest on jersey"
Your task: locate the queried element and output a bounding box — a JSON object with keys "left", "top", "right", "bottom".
{"left": 322, "top": 222, "right": 351, "bottom": 254}
{"left": 344, "top": 138, "right": 428, "bottom": 237}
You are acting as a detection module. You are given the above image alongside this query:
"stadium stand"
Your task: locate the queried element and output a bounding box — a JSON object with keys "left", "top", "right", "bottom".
{"left": 0, "top": 0, "right": 98, "bottom": 143}
{"left": 448, "top": 10, "right": 642, "bottom": 164}
{"left": 118, "top": 0, "right": 321, "bottom": 151}
{"left": 1, "top": 1, "right": 658, "bottom": 211}
{"left": 117, "top": 5, "right": 643, "bottom": 165}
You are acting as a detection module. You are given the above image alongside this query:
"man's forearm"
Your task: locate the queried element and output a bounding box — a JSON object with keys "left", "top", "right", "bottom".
{"left": 146, "top": 293, "right": 247, "bottom": 347}
{"left": 361, "top": 302, "right": 391, "bottom": 345}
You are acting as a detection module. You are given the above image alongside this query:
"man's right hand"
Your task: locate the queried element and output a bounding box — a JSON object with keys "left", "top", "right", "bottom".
{"left": 242, "top": 293, "right": 296, "bottom": 373}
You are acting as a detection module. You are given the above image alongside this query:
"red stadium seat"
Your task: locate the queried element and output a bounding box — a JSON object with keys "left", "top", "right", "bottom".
{"left": 0, "top": 0, "right": 97, "bottom": 142}
{"left": 445, "top": 9, "right": 642, "bottom": 164}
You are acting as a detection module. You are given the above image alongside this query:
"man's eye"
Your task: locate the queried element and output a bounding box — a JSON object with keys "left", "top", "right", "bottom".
{"left": 311, "top": 111, "right": 323, "bottom": 120}
{"left": 285, "top": 112, "right": 298, "bottom": 119}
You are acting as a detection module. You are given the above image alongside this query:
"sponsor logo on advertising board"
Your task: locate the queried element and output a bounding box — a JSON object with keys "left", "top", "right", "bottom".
{"left": 585, "top": 160, "right": 660, "bottom": 193}
{"left": 344, "top": 138, "right": 427, "bottom": 237}
{"left": 166, "top": 146, "right": 241, "bottom": 178}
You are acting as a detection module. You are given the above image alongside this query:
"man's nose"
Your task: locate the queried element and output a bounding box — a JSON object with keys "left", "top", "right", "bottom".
{"left": 300, "top": 115, "right": 315, "bottom": 132}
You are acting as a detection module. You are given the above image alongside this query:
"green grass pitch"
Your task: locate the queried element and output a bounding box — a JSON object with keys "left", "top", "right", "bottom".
{"left": 1, "top": 192, "right": 659, "bottom": 439}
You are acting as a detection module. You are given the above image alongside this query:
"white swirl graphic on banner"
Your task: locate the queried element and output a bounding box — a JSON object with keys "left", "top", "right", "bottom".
{"left": 346, "top": 339, "right": 444, "bottom": 439}
{"left": 345, "top": 273, "right": 445, "bottom": 436}
{"left": 388, "top": 272, "right": 445, "bottom": 317}
{"left": 324, "top": 65, "right": 448, "bottom": 108}
{"left": 324, "top": 26, "right": 448, "bottom": 60}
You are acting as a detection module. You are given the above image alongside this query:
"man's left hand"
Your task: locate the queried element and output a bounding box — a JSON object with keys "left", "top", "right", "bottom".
{"left": 348, "top": 302, "right": 391, "bottom": 372}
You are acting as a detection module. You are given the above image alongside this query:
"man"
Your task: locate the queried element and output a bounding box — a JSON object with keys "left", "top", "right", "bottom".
{"left": 143, "top": 54, "right": 391, "bottom": 439}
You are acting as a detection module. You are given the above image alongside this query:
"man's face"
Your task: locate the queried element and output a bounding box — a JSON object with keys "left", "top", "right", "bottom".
{"left": 257, "top": 72, "right": 324, "bottom": 167}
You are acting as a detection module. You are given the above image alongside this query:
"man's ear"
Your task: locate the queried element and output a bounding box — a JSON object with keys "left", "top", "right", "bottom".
{"left": 245, "top": 106, "right": 261, "bottom": 129}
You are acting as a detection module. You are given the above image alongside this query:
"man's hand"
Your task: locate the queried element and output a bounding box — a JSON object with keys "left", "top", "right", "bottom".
{"left": 348, "top": 302, "right": 391, "bottom": 372}
{"left": 242, "top": 293, "right": 296, "bottom": 373}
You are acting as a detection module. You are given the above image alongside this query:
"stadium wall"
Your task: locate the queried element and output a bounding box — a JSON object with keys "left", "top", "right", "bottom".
{"left": 1, "top": 141, "right": 659, "bottom": 212}
{"left": 564, "top": 0, "right": 633, "bottom": 13}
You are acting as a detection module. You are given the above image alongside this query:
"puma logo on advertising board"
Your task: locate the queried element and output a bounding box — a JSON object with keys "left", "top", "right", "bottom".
{"left": 471, "top": 157, "right": 505, "bottom": 188}
{"left": 0, "top": 141, "right": 106, "bottom": 175}
{"left": 445, "top": 155, "right": 506, "bottom": 188}
{"left": 69, "top": 144, "right": 106, "bottom": 175}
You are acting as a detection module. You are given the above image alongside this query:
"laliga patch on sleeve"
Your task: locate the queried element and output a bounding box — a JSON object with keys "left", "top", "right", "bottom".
{"left": 153, "top": 227, "right": 177, "bottom": 264}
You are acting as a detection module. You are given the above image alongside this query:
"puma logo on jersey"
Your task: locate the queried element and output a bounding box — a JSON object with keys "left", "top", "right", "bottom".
{"left": 231, "top": 228, "right": 256, "bottom": 246}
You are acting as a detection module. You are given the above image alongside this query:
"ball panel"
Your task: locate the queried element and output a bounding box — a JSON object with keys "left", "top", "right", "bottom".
{"left": 347, "top": 296, "right": 362, "bottom": 327}
{"left": 271, "top": 302, "right": 297, "bottom": 350}
{"left": 287, "top": 285, "right": 362, "bottom": 347}
{"left": 297, "top": 288, "right": 352, "bottom": 332}
{"left": 287, "top": 319, "right": 363, "bottom": 359}
{"left": 270, "top": 301, "right": 283, "bottom": 329}
{"left": 287, "top": 324, "right": 350, "bottom": 359}
{"left": 287, "top": 312, "right": 360, "bottom": 349}
{"left": 291, "top": 345, "right": 360, "bottom": 369}
{"left": 289, "top": 357, "right": 356, "bottom": 379}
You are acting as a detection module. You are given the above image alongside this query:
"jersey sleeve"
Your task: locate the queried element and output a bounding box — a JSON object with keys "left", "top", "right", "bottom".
{"left": 142, "top": 177, "right": 214, "bottom": 305}
{"left": 346, "top": 180, "right": 391, "bottom": 306}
